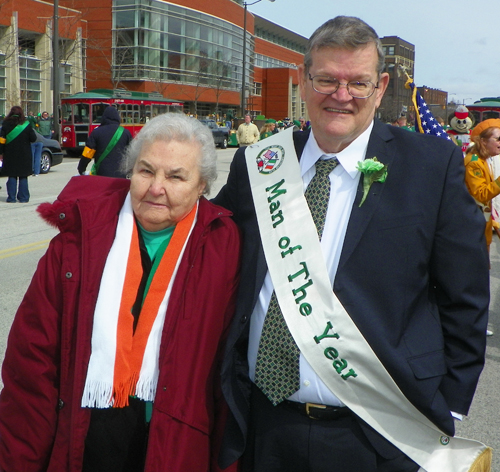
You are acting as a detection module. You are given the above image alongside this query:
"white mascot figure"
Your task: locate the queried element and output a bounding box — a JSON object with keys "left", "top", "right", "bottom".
{"left": 447, "top": 104, "right": 474, "bottom": 155}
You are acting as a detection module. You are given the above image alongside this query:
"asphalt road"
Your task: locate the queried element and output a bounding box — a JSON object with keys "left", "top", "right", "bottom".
{"left": 0, "top": 150, "right": 499, "bottom": 470}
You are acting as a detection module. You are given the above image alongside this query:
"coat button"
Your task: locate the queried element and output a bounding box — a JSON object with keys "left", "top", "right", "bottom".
{"left": 241, "top": 315, "right": 248, "bottom": 324}
{"left": 58, "top": 399, "right": 65, "bottom": 410}
{"left": 59, "top": 213, "right": 66, "bottom": 219}
{"left": 65, "top": 272, "right": 72, "bottom": 278}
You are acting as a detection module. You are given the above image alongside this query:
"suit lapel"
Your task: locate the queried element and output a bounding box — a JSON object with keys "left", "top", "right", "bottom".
{"left": 337, "top": 120, "right": 397, "bottom": 272}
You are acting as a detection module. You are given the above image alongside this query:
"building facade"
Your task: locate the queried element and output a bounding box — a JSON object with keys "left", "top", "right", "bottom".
{"left": 57, "top": 0, "right": 307, "bottom": 121}
{"left": 0, "top": 0, "right": 86, "bottom": 115}
{"left": 2, "top": 1, "right": 441, "bottom": 125}
{"left": 418, "top": 86, "right": 448, "bottom": 123}
{"left": 379, "top": 36, "right": 415, "bottom": 123}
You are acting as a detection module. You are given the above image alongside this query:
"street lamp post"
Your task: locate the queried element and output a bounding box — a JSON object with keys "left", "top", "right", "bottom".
{"left": 52, "top": 0, "right": 60, "bottom": 141}
{"left": 240, "top": 0, "right": 275, "bottom": 117}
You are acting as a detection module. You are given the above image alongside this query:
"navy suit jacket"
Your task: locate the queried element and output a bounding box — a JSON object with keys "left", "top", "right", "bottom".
{"left": 213, "top": 119, "right": 489, "bottom": 467}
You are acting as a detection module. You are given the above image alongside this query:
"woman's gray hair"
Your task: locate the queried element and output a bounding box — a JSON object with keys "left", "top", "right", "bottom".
{"left": 122, "top": 113, "right": 217, "bottom": 195}
{"left": 304, "top": 16, "right": 385, "bottom": 76}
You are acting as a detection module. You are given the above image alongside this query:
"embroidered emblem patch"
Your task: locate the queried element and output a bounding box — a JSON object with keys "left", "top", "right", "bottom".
{"left": 440, "top": 435, "right": 450, "bottom": 446}
{"left": 256, "top": 145, "right": 285, "bottom": 174}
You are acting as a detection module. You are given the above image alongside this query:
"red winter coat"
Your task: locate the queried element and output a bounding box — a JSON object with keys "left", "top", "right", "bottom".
{"left": 0, "top": 176, "right": 241, "bottom": 472}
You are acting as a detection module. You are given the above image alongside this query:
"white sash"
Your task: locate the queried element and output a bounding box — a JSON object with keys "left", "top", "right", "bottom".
{"left": 245, "top": 128, "right": 491, "bottom": 472}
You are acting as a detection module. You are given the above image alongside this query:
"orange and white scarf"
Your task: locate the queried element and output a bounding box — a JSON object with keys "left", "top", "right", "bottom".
{"left": 82, "top": 193, "right": 197, "bottom": 408}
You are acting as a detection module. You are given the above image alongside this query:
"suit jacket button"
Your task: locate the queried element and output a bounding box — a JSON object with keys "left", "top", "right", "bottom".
{"left": 241, "top": 315, "right": 248, "bottom": 323}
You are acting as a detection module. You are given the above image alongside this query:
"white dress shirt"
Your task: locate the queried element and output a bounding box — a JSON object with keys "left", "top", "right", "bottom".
{"left": 248, "top": 123, "right": 373, "bottom": 406}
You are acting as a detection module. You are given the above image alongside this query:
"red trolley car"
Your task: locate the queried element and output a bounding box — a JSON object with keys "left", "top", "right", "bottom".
{"left": 61, "top": 89, "right": 184, "bottom": 154}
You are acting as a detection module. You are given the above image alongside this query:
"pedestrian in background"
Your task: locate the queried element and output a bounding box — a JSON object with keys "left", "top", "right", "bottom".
{"left": 37, "top": 111, "right": 52, "bottom": 139}
{"left": 27, "top": 111, "right": 43, "bottom": 176}
{"left": 259, "top": 119, "right": 276, "bottom": 140}
{"left": 77, "top": 106, "right": 132, "bottom": 178}
{"left": 236, "top": 114, "right": 259, "bottom": 146}
{"left": 0, "top": 106, "right": 36, "bottom": 203}
{"left": 464, "top": 119, "right": 500, "bottom": 253}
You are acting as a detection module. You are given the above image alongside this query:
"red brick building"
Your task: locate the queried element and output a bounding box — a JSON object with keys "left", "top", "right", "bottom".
{"left": 58, "top": 0, "right": 307, "bottom": 120}
{"left": 0, "top": 0, "right": 86, "bottom": 114}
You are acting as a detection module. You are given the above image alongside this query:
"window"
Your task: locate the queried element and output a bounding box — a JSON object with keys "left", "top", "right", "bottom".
{"left": 19, "top": 56, "right": 41, "bottom": 112}
{"left": 113, "top": 1, "right": 247, "bottom": 90}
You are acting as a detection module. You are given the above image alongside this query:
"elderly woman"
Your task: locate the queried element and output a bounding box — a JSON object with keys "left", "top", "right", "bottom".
{"left": 464, "top": 118, "right": 500, "bottom": 251}
{"left": 0, "top": 114, "right": 241, "bottom": 472}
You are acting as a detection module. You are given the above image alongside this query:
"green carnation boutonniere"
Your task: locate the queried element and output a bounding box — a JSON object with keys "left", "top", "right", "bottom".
{"left": 357, "top": 157, "right": 388, "bottom": 207}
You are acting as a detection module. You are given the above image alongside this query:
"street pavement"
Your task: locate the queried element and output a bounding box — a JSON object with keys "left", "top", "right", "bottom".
{"left": 0, "top": 150, "right": 499, "bottom": 469}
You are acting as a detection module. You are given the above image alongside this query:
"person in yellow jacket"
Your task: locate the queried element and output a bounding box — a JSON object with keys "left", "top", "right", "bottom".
{"left": 464, "top": 118, "right": 500, "bottom": 249}
{"left": 236, "top": 114, "right": 259, "bottom": 146}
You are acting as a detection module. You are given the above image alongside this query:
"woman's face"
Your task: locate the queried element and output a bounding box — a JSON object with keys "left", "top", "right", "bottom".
{"left": 130, "top": 139, "right": 206, "bottom": 231}
{"left": 482, "top": 127, "right": 500, "bottom": 157}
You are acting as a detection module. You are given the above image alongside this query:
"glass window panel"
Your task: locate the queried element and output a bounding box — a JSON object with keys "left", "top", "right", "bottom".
{"left": 185, "top": 38, "right": 199, "bottom": 55}
{"left": 62, "top": 103, "right": 72, "bottom": 123}
{"left": 116, "top": 10, "right": 135, "bottom": 28}
{"left": 200, "top": 25, "right": 210, "bottom": 41}
{"left": 149, "top": 31, "right": 160, "bottom": 49}
{"left": 138, "top": 47, "right": 148, "bottom": 65}
{"left": 169, "top": 18, "right": 182, "bottom": 35}
{"left": 117, "top": 29, "right": 135, "bottom": 47}
{"left": 186, "top": 22, "right": 199, "bottom": 39}
{"left": 150, "top": 12, "right": 160, "bottom": 31}
{"left": 185, "top": 55, "right": 199, "bottom": 71}
{"left": 169, "top": 35, "right": 181, "bottom": 53}
{"left": 139, "top": 9, "right": 147, "bottom": 28}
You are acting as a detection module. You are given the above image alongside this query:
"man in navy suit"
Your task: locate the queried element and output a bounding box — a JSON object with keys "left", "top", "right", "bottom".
{"left": 214, "top": 16, "right": 489, "bottom": 472}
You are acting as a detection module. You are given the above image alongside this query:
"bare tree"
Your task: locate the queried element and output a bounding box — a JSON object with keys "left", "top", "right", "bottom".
{"left": 207, "top": 56, "right": 233, "bottom": 119}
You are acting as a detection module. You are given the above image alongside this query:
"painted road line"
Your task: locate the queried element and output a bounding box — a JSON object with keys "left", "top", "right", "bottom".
{"left": 0, "top": 240, "right": 51, "bottom": 260}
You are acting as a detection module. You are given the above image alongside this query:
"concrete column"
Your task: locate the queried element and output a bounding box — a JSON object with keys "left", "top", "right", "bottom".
{"left": 38, "top": 21, "right": 53, "bottom": 114}
{"left": 67, "top": 27, "right": 84, "bottom": 93}
{"left": 0, "top": 12, "right": 21, "bottom": 108}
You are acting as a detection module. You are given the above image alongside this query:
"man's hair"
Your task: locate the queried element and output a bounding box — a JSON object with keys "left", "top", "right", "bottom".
{"left": 122, "top": 113, "right": 217, "bottom": 195}
{"left": 303, "top": 16, "right": 385, "bottom": 75}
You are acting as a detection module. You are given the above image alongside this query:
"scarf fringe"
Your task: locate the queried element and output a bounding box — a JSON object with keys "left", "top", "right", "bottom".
{"left": 81, "top": 380, "right": 114, "bottom": 408}
{"left": 113, "top": 372, "right": 140, "bottom": 408}
{"left": 468, "top": 447, "right": 493, "bottom": 472}
{"left": 135, "top": 375, "right": 158, "bottom": 403}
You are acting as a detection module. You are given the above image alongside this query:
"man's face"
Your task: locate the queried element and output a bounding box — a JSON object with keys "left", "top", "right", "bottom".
{"left": 244, "top": 115, "right": 251, "bottom": 124}
{"left": 299, "top": 44, "right": 389, "bottom": 153}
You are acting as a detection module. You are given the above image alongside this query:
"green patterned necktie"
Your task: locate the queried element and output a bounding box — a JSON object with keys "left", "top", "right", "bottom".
{"left": 254, "top": 156, "right": 339, "bottom": 405}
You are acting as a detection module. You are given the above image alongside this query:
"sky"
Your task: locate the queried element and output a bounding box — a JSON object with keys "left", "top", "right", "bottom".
{"left": 248, "top": 0, "right": 499, "bottom": 106}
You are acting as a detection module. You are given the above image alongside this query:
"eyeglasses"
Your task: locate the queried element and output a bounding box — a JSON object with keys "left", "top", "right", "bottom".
{"left": 308, "top": 74, "right": 379, "bottom": 99}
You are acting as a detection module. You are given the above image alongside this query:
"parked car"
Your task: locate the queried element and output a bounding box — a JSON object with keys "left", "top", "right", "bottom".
{"left": 0, "top": 129, "right": 63, "bottom": 176}
{"left": 197, "top": 119, "right": 230, "bottom": 149}
{"left": 36, "top": 131, "right": 64, "bottom": 173}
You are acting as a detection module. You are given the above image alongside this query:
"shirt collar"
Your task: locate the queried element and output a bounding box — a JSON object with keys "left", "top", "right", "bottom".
{"left": 301, "top": 121, "right": 374, "bottom": 180}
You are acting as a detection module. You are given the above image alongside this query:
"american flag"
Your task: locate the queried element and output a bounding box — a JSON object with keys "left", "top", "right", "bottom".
{"left": 407, "top": 79, "right": 452, "bottom": 141}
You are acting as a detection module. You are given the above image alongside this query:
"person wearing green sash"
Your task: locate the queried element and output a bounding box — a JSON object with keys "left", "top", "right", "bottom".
{"left": 0, "top": 106, "right": 37, "bottom": 203}
{"left": 77, "top": 105, "right": 132, "bottom": 178}
{"left": 214, "top": 16, "right": 490, "bottom": 472}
